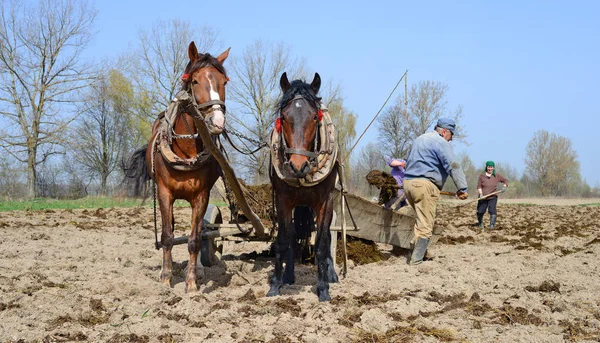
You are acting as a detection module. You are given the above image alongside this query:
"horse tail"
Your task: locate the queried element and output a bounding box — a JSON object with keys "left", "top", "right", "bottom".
{"left": 121, "top": 146, "right": 151, "bottom": 197}
{"left": 294, "top": 206, "right": 315, "bottom": 263}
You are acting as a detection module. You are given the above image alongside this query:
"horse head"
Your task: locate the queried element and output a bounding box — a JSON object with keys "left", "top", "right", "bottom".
{"left": 182, "top": 41, "right": 230, "bottom": 135}
{"left": 277, "top": 72, "right": 322, "bottom": 178}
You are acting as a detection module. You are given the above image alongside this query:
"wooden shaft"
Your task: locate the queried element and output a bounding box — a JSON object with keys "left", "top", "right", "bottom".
{"left": 181, "top": 97, "right": 266, "bottom": 237}
{"left": 458, "top": 189, "right": 505, "bottom": 206}
{"left": 338, "top": 163, "right": 348, "bottom": 278}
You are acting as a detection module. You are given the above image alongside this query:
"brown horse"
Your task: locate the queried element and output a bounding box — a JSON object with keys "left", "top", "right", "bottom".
{"left": 268, "top": 72, "right": 339, "bottom": 302}
{"left": 123, "top": 41, "right": 230, "bottom": 294}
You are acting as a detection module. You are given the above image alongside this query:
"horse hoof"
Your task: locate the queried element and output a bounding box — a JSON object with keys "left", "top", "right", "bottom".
{"left": 317, "top": 289, "right": 331, "bottom": 302}
{"left": 185, "top": 283, "right": 198, "bottom": 294}
{"left": 266, "top": 286, "right": 281, "bottom": 297}
{"left": 159, "top": 275, "right": 172, "bottom": 287}
{"left": 282, "top": 275, "right": 295, "bottom": 285}
{"left": 326, "top": 270, "right": 339, "bottom": 283}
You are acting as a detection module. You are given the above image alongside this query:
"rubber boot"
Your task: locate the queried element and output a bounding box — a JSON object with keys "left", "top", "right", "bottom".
{"left": 489, "top": 214, "right": 497, "bottom": 229}
{"left": 410, "top": 237, "right": 429, "bottom": 265}
{"left": 477, "top": 213, "right": 484, "bottom": 229}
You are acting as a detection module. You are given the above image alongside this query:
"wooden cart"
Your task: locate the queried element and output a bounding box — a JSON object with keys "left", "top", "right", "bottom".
{"left": 164, "top": 184, "right": 445, "bottom": 267}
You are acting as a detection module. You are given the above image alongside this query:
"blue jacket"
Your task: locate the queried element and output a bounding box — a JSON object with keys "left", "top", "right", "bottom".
{"left": 404, "top": 131, "right": 468, "bottom": 192}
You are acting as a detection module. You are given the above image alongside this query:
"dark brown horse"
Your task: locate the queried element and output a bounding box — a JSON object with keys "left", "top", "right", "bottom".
{"left": 268, "top": 72, "right": 339, "bottom": 301}
{"left": 123, "top": 41, "right": 230, "bottom": 294}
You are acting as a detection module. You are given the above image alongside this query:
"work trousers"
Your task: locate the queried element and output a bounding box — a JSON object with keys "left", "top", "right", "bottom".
{"left": 403, "top": 178, "right": 440, "bottom": 241}
{"left": 477, "top": 196, "right": 498, "bottom": 215}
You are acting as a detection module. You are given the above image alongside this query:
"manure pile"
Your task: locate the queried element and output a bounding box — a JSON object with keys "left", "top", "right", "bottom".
{"left": 366, "top": 169, "right": 398, "bottom": 205}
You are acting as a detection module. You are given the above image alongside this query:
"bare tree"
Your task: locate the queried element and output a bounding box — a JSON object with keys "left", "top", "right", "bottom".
{"left": 0, "top": 155, "right": 26, "bottom": 198}
{"left": 524, "top": 130, "right": 581, "bottom": 196}
{"left": 128, "top": 19, "right": 221, "bottom": 119}
{"left": 70, "top": 69, "right": 133, "bottom": 195}
{"left": 226, "top": 40, "right": 306, "bottom": 183}
{"left": 377, "top": 81, "right": 465, "bottom": 159}
{"left": 0, "top": 0, "right": 96, "bottom": 198}
{"left": 492, "top": 161, "right": 524, "bottom": 198}
{"left": 329, "top": 100, "right": 356, "bottom": 172}
{"left": 320, "top": 81, "right": 357, "bottom": 165}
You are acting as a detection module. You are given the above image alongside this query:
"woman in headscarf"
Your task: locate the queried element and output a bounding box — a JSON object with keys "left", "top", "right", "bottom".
{"left": 476, "top": 161, "right": 508, "bottom": 229}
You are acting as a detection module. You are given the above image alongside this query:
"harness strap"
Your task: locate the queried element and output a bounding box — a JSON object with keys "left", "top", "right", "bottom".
{"left": 284, "top": 148, "right": 318, "bottom": 159}
{"left": 270, "top": 105, "right": 338, "bottom": 187}
{"left": 196, "top": 99, "right": 226, "bottom": 109}
{"left": 153, "top": 88, "right": 226, "bottom": 171}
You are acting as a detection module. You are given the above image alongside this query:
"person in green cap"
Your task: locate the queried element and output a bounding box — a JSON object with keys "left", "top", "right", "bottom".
{"left": 476, "top": 161, "right": 508, "bottom": 228}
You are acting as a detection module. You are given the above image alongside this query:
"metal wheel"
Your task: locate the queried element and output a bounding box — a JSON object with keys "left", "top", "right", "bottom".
{"left": 200, "top": 204, "right": 222, "bottom": 267}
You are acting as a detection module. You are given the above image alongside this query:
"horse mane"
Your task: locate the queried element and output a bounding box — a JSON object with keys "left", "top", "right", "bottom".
{"left": 276, "top": 79, "right": 322, "bottom": 113}
{"left": 181, "top": 53, "right": 228, "bottom": 90}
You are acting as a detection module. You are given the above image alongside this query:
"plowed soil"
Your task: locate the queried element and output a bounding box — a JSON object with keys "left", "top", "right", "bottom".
{"left": 1, "top": 199, "right": 599, "bottom": 342}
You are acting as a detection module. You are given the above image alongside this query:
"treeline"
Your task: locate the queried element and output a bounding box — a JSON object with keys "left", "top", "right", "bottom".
{"left": 346, "top": 130, "right": 600, "bottom": 200}
{"left": 0, "top": 1, "right": 598, "bottom": 201}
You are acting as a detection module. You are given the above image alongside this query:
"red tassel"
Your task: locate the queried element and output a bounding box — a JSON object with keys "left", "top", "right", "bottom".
{"left": 275, "top": 118, "right": 282, "bottom": 133}
{"left": 181, "top": 73, "right": 189, "bottom": 81}
{"left": 317, "top": 109, "right": 323, "bottom": 121}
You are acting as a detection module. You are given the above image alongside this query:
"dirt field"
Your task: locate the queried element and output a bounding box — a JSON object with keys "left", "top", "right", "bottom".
{"left": 1, "top": 198, "right": 600, "bottom": 342}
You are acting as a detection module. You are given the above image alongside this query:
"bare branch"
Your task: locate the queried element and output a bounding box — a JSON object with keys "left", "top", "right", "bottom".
{"left": 377, "top": 80, "right": 465, "bottom": 160}
{"left": 0, "top": 0, "right": 97, "bottom": 197}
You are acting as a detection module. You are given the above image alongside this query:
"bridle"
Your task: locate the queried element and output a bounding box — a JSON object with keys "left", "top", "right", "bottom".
{"left": 180, "top": 71, "right": 227, "bottom": 134}
{"left": 277, "top": 95, "right": 323, "bottom": 169}
{"left": 152, "top": 69, "right": 228, "bottom": 173}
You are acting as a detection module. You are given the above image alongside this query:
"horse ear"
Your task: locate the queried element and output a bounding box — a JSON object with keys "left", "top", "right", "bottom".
{"left": 216, "top": 47, "right": 231, "bottom": 64}
{"left": 188, "top": 41, "right": 198, "bottom": 61}
{"left": 280, "top": 72, "right": 291, "bottom": 92}
{"left": 310, "top": 73, "right": 321, "bottom": 94}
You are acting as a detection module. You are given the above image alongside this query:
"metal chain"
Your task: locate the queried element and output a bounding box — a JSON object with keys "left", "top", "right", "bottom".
{"left": 224, "top": 125, "right": 269, "bottom": 149}
{"left": 182, "top": 113, "right": 196, "bottom": 136}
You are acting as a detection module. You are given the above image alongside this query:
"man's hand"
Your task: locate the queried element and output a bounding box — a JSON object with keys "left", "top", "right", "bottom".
{"left": 478, "top": 193, "right": 482, "bottom": 198}
{"left": 457, "top": 191, "right": 468, "bottom": 200}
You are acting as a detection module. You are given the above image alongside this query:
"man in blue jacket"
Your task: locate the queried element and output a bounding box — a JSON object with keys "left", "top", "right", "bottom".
{"left": 403, "top": 118, "right": 469, "bottom": 265}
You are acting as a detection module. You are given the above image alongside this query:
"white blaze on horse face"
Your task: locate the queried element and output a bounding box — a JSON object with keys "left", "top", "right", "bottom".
{"left": 295, "top": 101, "right": 302, "bottom": 108}
{"left": 208, "top": 78, "right": 225, "bottom": 130}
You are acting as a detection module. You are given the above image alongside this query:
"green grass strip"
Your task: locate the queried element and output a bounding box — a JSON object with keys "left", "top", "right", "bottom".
{"left": 0, "top": 197, "right": 227, "bottom": 212}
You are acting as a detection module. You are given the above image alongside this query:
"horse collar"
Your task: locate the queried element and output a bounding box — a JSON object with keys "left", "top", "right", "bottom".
{"left": 271, "top": 105, "right": 338, "bottom": 187}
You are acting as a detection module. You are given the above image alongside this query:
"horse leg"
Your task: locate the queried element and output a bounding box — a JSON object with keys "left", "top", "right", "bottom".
{"left": 185, "top": 193, "right": 209, "bottom": 294}
{"left": 282, "top": 218, "right": 296, "bottom": 285}
{"left": 267, "top": 206, "right": 293, "bottom": 297}
{"left": 314, "top": 194, "right": 338, "bottom": 302}
{"left": 158, "top": 188, "right": 175, "bottom": 287}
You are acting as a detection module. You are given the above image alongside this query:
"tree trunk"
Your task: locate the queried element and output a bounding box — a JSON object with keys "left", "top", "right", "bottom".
{"left": 100, "top": 173, "right": 108, "bottom": 196}
{"left": 26, "top": 142, "right": 37, "bottom": 198}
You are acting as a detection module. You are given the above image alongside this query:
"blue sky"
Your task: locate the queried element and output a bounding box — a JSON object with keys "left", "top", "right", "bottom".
{"left": 90, "top": 0, "right": 600, "bottom": 185}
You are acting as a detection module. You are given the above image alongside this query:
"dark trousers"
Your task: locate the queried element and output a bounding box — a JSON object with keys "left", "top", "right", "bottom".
{"left": 477, "top": 196, "right": 498, "bottom": 215}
